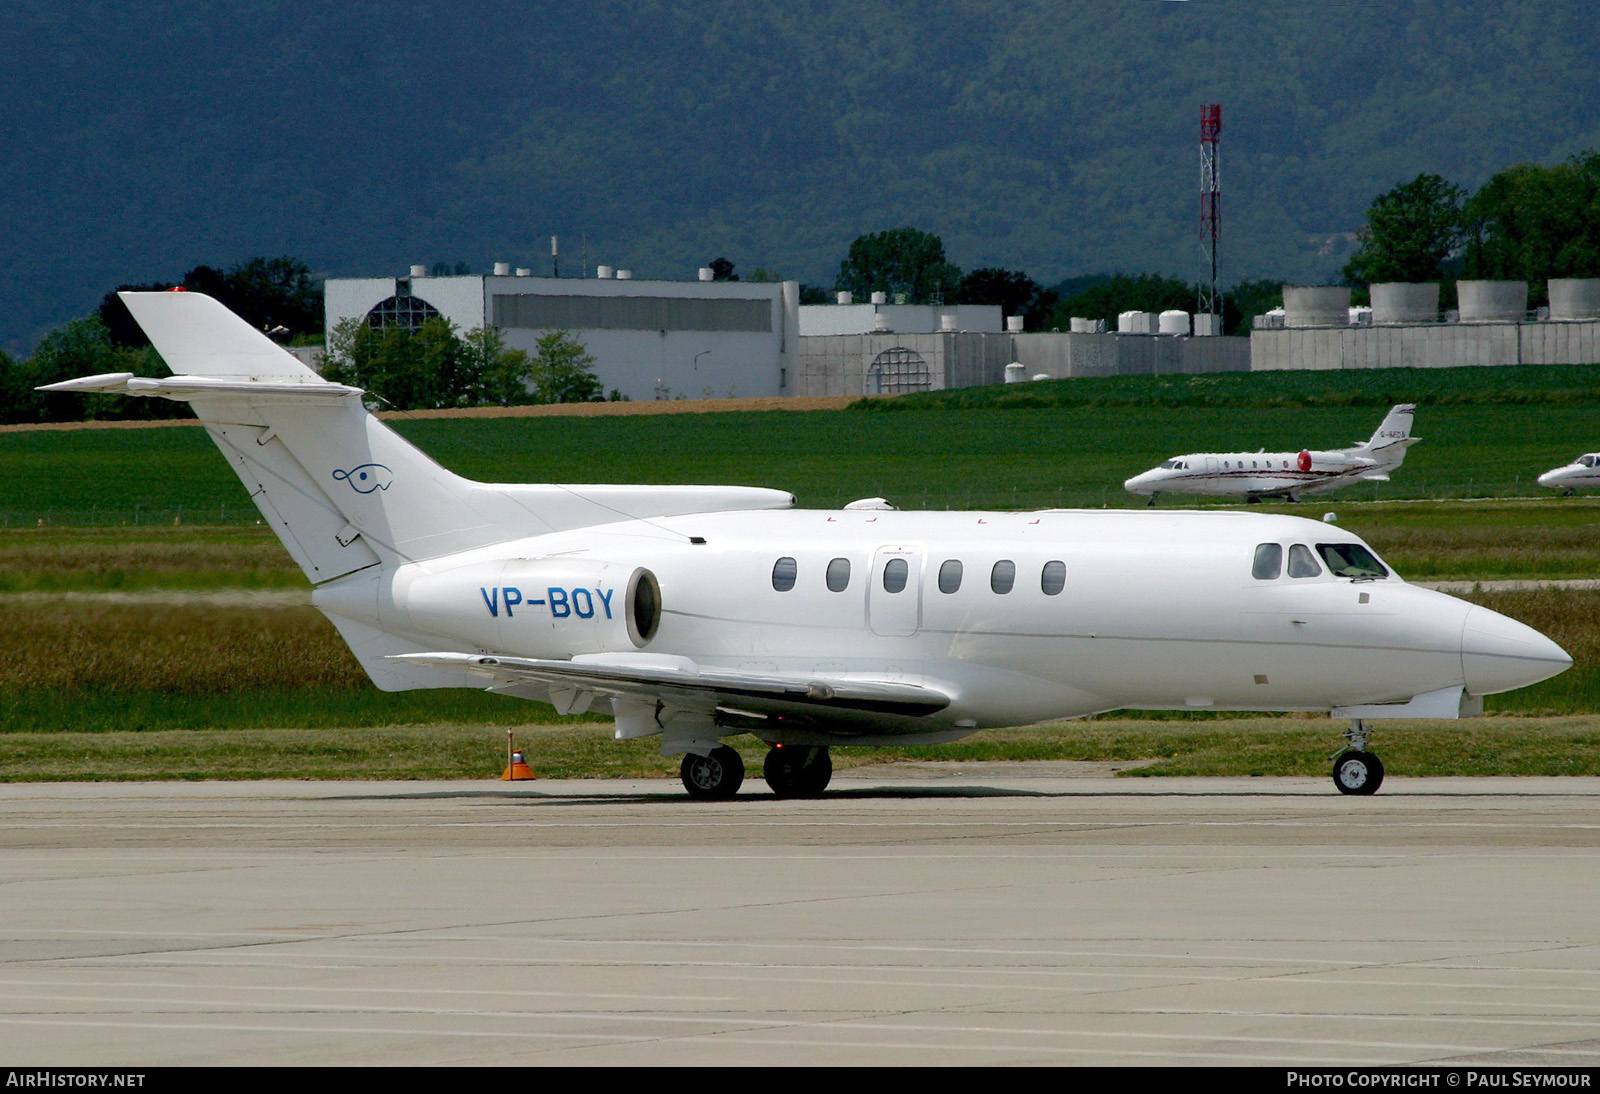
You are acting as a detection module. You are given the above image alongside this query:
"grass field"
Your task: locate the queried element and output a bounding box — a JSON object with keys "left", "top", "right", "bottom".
{"left": 7, "top": 363, "right": 1600, "bottom": 523}
{"left": 6, "top": 362, "right": 1600, "bottom": 780}
{"left": 6, "top": 716, "right": 1600, "bottom": 782}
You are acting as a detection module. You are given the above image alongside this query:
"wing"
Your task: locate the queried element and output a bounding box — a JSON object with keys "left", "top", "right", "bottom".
{"left": 391, "top": 651, "right": 952, "bottom": 729}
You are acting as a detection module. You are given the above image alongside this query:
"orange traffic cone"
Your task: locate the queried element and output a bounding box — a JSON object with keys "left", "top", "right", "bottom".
{"left": 502, "top": 749, "right": 535, "bottom": 780}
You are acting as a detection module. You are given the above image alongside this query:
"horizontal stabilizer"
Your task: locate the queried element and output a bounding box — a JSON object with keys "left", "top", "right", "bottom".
{"left": 39, "top": 374, "right": 362, "bottom": 401}
{"left": 392, "top": 651, "right": 952, "bottom": 721}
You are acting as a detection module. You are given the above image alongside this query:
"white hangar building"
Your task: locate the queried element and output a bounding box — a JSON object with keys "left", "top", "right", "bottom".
{"left": 325, "top": 266, "right": 801, "bottom": 402}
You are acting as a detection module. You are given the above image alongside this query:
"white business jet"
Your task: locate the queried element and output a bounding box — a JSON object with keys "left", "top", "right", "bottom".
{"left": 1537, "top": 454, "right": 1600, "bottom": 493}
{"left": 1124, "top": 404, "right": 1419, "bottom": 503}
{"left": 43, "top": 296, "right": 1568, "bottom": 797}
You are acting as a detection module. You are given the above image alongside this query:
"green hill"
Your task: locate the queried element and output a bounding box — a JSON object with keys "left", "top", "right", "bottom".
{"left": 7, "top": 1, "right": 1600, "bottom": 356}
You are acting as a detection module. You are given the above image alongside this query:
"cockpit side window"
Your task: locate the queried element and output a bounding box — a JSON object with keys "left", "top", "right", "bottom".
{"left": 1581, "top": 455, "right": 1597, "bottom": 468}
{"left": 1316, "top": 543, "right": 1389, "bottom": 579}
{"left": 1252, "top": 543, "right": 1283, "bottom": 580}
{"left": 1287, "top": 543, "right": 1322, "bottom": 578}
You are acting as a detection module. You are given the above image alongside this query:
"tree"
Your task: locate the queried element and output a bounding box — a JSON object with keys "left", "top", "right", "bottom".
{"left": 952, "top": 268, "right": 1058, "bottom": 331}
{"left": 99, "top": 256, "right": 324, "bottom": 348}
{"left": 465, "top": 326, "right": 537, "bottom": 407}
{"left": 834, "top": 228, "right": 962, "bottom": 304}
{"left": 529, "top": 330, "right": 602, "bottom": 404}
{"left": 1463, "top": 152, "right": 1600, "bottom": 284}
{"left": 1044, "top": 273, "right": 1195, "bottom": 330}
{"left": 323, "top": 316, "right": 463, "bottom": 410}
{"left": 708, "top": 257, "right": 739, "bottom": 282}
{"left": 1342, "top": 173, "right": 1466, "bottom": 287}
{"left": 16, "top": 317, "right": 178, "bottom": 423}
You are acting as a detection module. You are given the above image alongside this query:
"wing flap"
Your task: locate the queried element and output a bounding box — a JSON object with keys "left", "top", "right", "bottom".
{"left": 391, "top": 651, "right": 952, "bottom": 720}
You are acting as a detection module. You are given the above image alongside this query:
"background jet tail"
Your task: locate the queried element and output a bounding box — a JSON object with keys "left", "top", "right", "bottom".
{"left": 1364, "top": 404, "right": 1416, "bottom": 451}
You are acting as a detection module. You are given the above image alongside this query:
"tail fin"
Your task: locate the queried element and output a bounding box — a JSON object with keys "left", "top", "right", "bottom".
{"left": 42, "top": 292, "right": 792, "bottom": 583}
{"left": 1365, "top": 404, "right": 1416, "bottom": 450}
{"left": 1355, "top": 403, "right": 1419, "bottom": 473}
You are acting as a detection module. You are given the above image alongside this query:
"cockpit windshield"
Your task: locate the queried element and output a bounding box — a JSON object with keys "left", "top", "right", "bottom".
{"left": 1316, "top": 543, "right": 1389, "bottom": 579}
{"left": 1161, "top": 459, "right": 1180, "bottom": 469}
{"left": 1579, "top": 454, "right": 1598, "bottom": 469}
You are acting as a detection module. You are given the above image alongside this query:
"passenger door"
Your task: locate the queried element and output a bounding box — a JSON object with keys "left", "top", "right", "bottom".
{"left": 869, "top": 545, "right": 923, "bottom": 637}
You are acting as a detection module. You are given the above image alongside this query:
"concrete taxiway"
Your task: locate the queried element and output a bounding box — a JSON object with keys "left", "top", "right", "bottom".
{"left": 2, "top": 767, "right": 1600, "bottom": 1066}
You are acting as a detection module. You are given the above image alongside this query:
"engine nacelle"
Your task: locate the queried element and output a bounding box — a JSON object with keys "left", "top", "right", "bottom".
{"left": 395, "top": 557, "right": 661, "bottom": 657}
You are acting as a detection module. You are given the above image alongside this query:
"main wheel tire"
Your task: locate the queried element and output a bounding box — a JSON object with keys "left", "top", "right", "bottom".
{"left": 798, "top": 748, "right": 833, "bottom": 796}
{"left": 680, "top": 745, "right": 744, "bottom": 800}
{"left": 764, "top": 746, "right": 832, "bottom": 798}
{"left": 1333, "top": 750, "right": 1384, "bottom": 796}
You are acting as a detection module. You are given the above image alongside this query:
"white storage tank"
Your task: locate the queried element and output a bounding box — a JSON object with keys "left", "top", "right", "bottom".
{"left": 1549, "top": 278, "right": 1600, "bottom": 320}
{"left": 698, "top": 267, "right": 714, "bottom": 281}
{"left": 1158, "top": 310, "right": 1191, "bottom": 336}
{"left": 1005, "top": 315, "right": 1024, "bottom": 333}
{"left": 836, "top": 291, "right": 852, "bottom": 305}
{"left": 597, "top": 265, "right": 615, "bottom": 279}
{"left": 1283, "top": 285, "right": 1350, "bottom": 327}
{"left": 1370, "top": 282, "right": 1440, "bottom": 324}
{"left": 409, "top": 264, "right": 428, "bottom": 278}
{"left": 940, "top": 313, "right": 959, "bottom": 332}
{"left": 1193, "top": 313, "right": 1223, "bottom": 336}
{"left": 1004, "top": 362, "right": 1027, "bottom": 383}
{"left": 1117, "top": 310, "right": 1155, "bottom": 334}
{"left": 1458, "top": 280, "right": 1527, "bottom": 321}
{"left": 870, "top": 291, "right": 888, "bottom": 305}
{"left": 493, "top": 262, "right": 511, "bottom": 276}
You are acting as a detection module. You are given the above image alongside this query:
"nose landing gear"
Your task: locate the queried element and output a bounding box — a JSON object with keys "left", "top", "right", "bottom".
{"left": 1331, "top": 719, "right": 1384, "bottom": 795}
{"left": 763, "top": 745, "right": 833, "bottom": 797}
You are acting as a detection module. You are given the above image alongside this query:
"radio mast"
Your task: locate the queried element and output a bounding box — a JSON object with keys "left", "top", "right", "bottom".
{"left": 1199, "top": 104, "right": 1222, "bottom": 328}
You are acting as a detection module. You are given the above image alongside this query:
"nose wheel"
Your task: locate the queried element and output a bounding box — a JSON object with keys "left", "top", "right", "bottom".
{"left": 764, "top": 745, "right": 832, "bottom": 797}
{"left": 1331, "top": 719, "right": 1385, "bottom": 795}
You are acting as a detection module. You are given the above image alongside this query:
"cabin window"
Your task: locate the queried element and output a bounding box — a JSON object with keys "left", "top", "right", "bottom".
{"left": 772, "top": 556, "right": 797, "bottom": 592}
{"left": 883, "top": 557, "right": 909, "bottom": 593}
{"left": 1287, "top": 543, "right": 1322, "bottom": 578}
{"left": 826, "top": 557, "right": 851, "bottom": 592}
{"left": 1041, "top": 560, "right": 1066, "bottom": 595}
{"left": 1316, "top": 543, "right": 1388, "bottom": 579}
{"left": 938, "top": 559, "right": 963, "bottom": 593}
{"left": 1252, "top": 543, "right": 1283, "bottom": 580}
{"left": 991, "top": 560, "right": 1016, "bottom": 594}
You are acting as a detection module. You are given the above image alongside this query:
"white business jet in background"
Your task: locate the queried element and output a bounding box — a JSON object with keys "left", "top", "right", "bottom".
{"left": 44, "top": 297, "right": 1568, "bottom": 797}
{"left": 1537, "top": 454, "right": 1600, "bottom": 493}
{"left": 1124, "top": 404, "right": 1419, "bottom": 503}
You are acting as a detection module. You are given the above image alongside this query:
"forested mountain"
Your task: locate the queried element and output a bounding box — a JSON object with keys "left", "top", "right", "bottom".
{"left": 5, "top": 0, "right": 1600, "bottom": 353}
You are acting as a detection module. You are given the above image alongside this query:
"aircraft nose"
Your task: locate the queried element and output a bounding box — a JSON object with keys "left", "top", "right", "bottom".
{"left": 1536, "top": 470, "right": 1562, "bottom": 488}
{"left": 1460, "top": 605, "right": 1572, "bottom": 695}
{"left": 1124, "top": 471, "right": 1154, "bottom": 495}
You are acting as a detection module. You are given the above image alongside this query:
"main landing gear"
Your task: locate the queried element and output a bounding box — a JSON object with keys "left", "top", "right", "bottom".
{"left": 1331, "top": 719, "right": 1385, "bottom": 796}
{"left": 677, "top": 744, "right": 835, "bottom": 799}
{"left": 680, "top": 745, "right": 744, "bottom": 800}
{"left": 763, "top": 745, "right": 832, "bottom": 798}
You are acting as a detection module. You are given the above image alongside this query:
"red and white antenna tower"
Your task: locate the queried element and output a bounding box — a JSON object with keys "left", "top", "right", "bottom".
{"left": 1199, "top": 104, "right": 1222, "bottom": 323}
